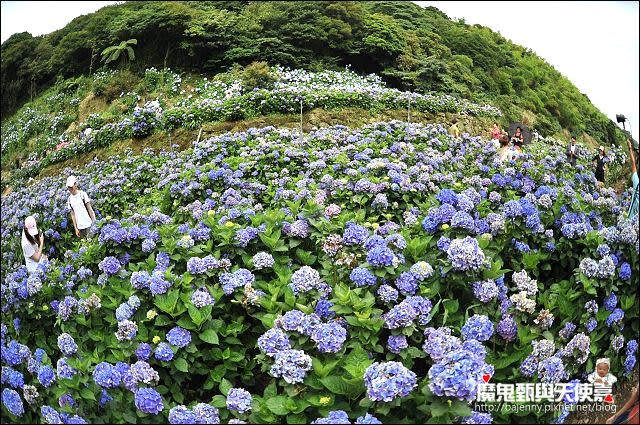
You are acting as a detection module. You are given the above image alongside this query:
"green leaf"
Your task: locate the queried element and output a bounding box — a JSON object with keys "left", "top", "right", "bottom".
{"left": 430, "top": 400, "right": 449, "bottom": 417}
{"left": 174, "top": 358, "right": 189, "bottom": 372}
{"left": 266, "top": 396, "right": 290, "bottom": 415}
{"left": 211, "top": 395, "right": 226, "bottom": 408}
{"left": 80, "top": 388, "right": 96, "bottom": 401}
{"left": 199, "top": 329, "right": 219, "bottom": 345}
{"left": 219, "top": 378, "right": 232, "bottom": 396}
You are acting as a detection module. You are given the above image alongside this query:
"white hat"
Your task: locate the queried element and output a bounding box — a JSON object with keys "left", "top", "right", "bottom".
{"left": 66, "top": 175, "right": 77, "bottom": 187}
{"left": 596, "top": 358, "right": 610, "bottom": 368}
{"left": 24, "top": 215, "right": 38, "bottom": 236}
{"left": 599, "top": 146, "right": 605, "bottom": 151}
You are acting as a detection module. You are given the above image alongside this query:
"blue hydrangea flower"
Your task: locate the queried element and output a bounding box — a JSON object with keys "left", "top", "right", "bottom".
{"left": 387, "top": 335, "right": 408, "bottom": 354}
{"left": 191, "top": 287, "right": 215, "bottom": 308}
{"left": 280, "top": 310, "right": 306, "bottom": 332}
{"left": 342, "top": 222, "right": 369, "bottom": 245}
{"left": 311, "top": 322, "right": 347, "bottom": 353}
{"left": 366, "top": 244, "right": 395, "bottom": 268}
{"left": 497, "top": 315, "right": 517, "bottom": 342}
{"left": 57, "top": 333, "right": 78, "bottom": 356}
{"left": 136, "top": 343, "right": 152, "bottom": 361}
{"left": 350, "top": 267, "right": 377, "bottom": 287}
{"left": 428, "top": 348, "right": 493, "bottom": 402}
{"left": 315, "top": 299, "right": 335, "bottom": 319}
{"left": 447, "top": 237, "right": 486, "bottom": 271}
{"left": 461, "top": 315, "right": 494, "bottom": 342}
{"left": 166, "top": 326, "right": 191, "bottom": 348}
{"left": 226, "top": 388, "right": 252, "bottom": 414}
{"left": 461, "top": 411, "right": 493, "bottom": 424}
{"left": 2, "top": 388, "right": 24, "bottom": 417}
{"left": 154, "top": 343, "right": 175, "bottom": 362}
{"left": 355, "top": 413, "right": 382, "bottom": 424}
{"left": 423, "top": 327, "right": 462, "bottom": 362}
{"left": 134, "top": 388, "right": 164, "bottom": 414}
{"left": 364, "top": 361, "right": 417, "bottom": 402}
{"left": 312, "top": 410, "right": 351, "bottom": 424}
{"left": 377, "top": 285, "right": 398, "bottom": 303}
{"left": 38, "top": 365, "right": 55, "bottom": 387}
{"left": 537, "top": 356, "right": 567, "bottom": 383}
{"left": 92, "top": 362, "right": 122, "bottom": 388}
{"left": 619, "top": 262, "right": 631, "bottom": 281}
{"left": 257, "top": 328, "right": 290, "bottom": 357}
{"left": 270, "top": 349, "right": 313, "bottom": 384}
{"left": 192, "top": 403, "right": 219, "bottom": 424}
{"left": 169, "top": 405, "right": 197, "bottom": 424}
{"left": 98, "top": 256, "right": 121, "bottom": 276}
{"left": 606, "top": 308, "right": 624, "bottom": 327}
{"left": 603, "top": 292, "right": 617, "bottom": 311}
{"left": 41, "top": 405, "right": 62, "bottom": 423}
{"left": 289, "top": 266, "right": 320, "bottom": 295}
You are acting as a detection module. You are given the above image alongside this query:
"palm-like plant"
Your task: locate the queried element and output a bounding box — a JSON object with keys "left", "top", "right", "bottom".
{"left": 101, "top": 39, "right": 137, "bottom": 68}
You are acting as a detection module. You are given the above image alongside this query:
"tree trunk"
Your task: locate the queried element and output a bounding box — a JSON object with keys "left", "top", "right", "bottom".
{"left": 89, "top": 45, "right": 96, "bottom": 75}
{"left": 163, "top": 43, "right": 172, "bottom": 69}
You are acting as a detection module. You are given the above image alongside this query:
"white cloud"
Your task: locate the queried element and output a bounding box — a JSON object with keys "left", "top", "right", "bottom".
{"left": 1, "top": 1, "right": 119, "bottom": 43}
{"left": 413, "top": 1, "right": 639, "bottom": 139}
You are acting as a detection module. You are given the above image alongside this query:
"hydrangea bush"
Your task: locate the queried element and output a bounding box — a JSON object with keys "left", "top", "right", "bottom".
{"left": 1, "top": 120, "right": 638, "bottom": 423}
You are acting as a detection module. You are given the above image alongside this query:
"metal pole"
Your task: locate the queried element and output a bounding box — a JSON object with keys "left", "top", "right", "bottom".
{"left": 300, "top": 98, "right": 303, "bottom": 140}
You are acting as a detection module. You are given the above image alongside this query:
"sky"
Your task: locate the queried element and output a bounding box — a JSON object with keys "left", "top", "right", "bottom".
{"left": 1, "top": 1, "right": 638, "bottom": 138}
{"left": 414, "top": 1, "right": 639, "bottom": 139}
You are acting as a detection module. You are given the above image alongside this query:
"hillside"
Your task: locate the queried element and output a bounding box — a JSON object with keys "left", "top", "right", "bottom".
{"left": 0, "top": 1, "right": 627, "bottom": 145}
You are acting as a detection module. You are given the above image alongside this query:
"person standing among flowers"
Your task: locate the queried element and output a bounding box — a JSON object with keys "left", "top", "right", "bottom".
{"left": 626, "top": 138, "right": 639, "bottom": 219}
{"left": 490, "top": 123, "right": 502, "bottom": 148}
{"left": 66, "top": 175, "right": 95, "bottom": 238}
{"left": 566, "top": 136, "right": 578, "bottom": 166}
{"left": 593, "top": 146, "right": 607, "bottom": 185}
{"left": 511, "top": 127, "right": 525, "bottom": 152}
{"left": 449, "top": 118, "right": 461, "bottom": 138}
{"left": 22, "top": 215, "right": 46, "bottom": 274}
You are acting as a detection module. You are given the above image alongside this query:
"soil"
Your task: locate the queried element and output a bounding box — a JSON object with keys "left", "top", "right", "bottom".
{"left": 566, "top": 368, "right": 639, "bottom": 424}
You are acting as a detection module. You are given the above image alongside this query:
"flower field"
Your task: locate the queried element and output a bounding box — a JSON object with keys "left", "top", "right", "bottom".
{"left": 1, "top": 118, "right": 638, "bottom": 424}
{"left": 1, "top": 66, "right": 502, "bottom": 186}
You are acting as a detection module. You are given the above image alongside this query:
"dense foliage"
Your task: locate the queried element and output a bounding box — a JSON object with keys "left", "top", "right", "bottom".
{"left": 1, "top": 1, "right": 626, "bottom": 144}
{"left": 1, "top": 121, "right": 638, "bottom": 424}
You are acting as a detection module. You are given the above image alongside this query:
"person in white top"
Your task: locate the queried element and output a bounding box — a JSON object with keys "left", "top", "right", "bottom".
{"left": 66, "top": 175, "right": 96, "bottom": 239}
{"left": 587, "top": 358, "right": 617, "bottom": 387}
{"left": 22, "top": 215, "right": 46, "bottom": 274}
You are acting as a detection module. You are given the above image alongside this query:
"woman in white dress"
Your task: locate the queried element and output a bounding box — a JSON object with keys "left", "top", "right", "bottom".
{"left": 22, "top": 215, "right": 46, "bottom": 274}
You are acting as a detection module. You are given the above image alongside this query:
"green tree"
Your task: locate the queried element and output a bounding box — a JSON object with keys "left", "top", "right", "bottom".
{"left": 101, "top": 39, "right": 137, "bottom": 68}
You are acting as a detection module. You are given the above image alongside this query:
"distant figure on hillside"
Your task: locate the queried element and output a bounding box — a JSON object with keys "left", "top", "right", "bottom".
{"left": 22, "top": 216, "right": 46, "bottom": 274}
{"left": 593, "top": 146, "right": 607, "bottom": 185}
{"left": 449, "top": 119, "right": 461, "bottom": 138}
{"left": 490, "top": 122, "right": 502, "bottom": 145}
{"left": 66, "top": 175, "right": 95, "bottom": 239}
{"left": 511, "top": 127, "right": 524, "bottom": 151}
{"left": 626, "top": 138, "right": 639, "bottom": 219}
{"left": 566, "top": 136, "right": 578, "bottom": 166}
